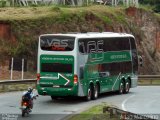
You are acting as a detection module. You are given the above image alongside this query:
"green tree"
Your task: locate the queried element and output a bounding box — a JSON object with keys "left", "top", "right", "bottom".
{"left": 153, "top": 4, "right": 160, "bottom": 13}
{"left": 139, "top": 0, "right": 159, "bottom": 5}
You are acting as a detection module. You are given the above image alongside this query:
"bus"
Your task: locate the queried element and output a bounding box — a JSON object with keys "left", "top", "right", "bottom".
{"left": 37, "top": 32, "right": 139, "bottom": 100}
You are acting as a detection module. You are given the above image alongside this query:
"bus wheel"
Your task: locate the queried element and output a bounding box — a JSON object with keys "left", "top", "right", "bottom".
{"left": 119, "top": 81, "right": 124, "bottom": 94}
{"left": 92, "top": 84, "right": 99, "bottom": 100}
{"left": 51, "top": 96, "right": 58, "bottom": 100}
{"left": 124, "top": 82, "right": 130, "bottom": 94}
{"left": 85, "top": 86, "right": 92, "bottom": 101}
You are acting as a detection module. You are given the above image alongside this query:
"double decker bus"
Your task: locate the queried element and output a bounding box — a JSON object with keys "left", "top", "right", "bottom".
{"left": 37, "top": 32, "right": 139, "bottom": 100}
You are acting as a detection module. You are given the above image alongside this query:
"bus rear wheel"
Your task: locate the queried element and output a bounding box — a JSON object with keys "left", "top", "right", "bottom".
{"left": 91, "top": 84, "right": 99, "bottom": 100}
{"left": 51, "top": 96, "right": 58, "bottom": 100}
{"left": 85, "top": 86, "right": 92, "bottom": 101}
{"left": 119, "top": 81, "right": 124, "bottom": 94}
{"left": 124, "top": 81, "right": 130, "bottom": 94}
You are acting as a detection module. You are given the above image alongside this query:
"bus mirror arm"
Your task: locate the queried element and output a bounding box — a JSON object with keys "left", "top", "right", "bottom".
{"left": 99, "top": 72, "right": 110, "bottom": 77}
{"left": 138, "top": 55, "right": 143, "bottom": 67}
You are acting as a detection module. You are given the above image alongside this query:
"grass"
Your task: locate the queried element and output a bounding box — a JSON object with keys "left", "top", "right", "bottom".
{"left": 68, "top": 104, "right": 119, "bottom": 120}
{"left": 0, "top": 6, "right": 60, "bottom": 20}
{"left": 0, "top": 5, "right": 125, "bottom": 21}
{"left": 139, "top": 4, "right": 154, "bottom": 12}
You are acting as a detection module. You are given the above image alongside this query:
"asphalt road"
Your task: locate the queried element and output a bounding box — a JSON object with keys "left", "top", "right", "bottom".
{"left": 0, "top": 86, "right": 160, "bottom": 120}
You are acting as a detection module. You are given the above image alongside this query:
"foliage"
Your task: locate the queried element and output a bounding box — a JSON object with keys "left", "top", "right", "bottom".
{"left": 153, "top": 4, "right": 160, "bottom": 13}
{"left": 0, "top": 5, "right": 159, "bottom": 67}
{"left": 50, "top": 6, "right": 61, "bottom": 12}
{"left": 139, "top": 0, "right": 160, "bottom": 5}
{"left": 69, "top": 104, "right": 114, "bottom": 120}
{"left": 139, "top": 0, "right": 160, "bottom": 13}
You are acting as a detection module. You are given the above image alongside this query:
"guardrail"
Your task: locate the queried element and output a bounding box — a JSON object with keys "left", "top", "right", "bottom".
{"left": 138, "top": 75, "right": 160, "bottom": 80}
{"left": 138, "top": 75, "right": 160, "bottom": 85}
{"left": 0, "top": 75, "right": 160, "bottom": 92}
{"left": 0, "top": 79, "right": 36, "bottom": 92}
{"left": 0, "top": 79, "right": 36, "bottom": 84}
{"left": 103, "top": 106, "right": 154, "bottom": 120}
{"left": 1, "top": 75, "right": 160, "bottom": 83}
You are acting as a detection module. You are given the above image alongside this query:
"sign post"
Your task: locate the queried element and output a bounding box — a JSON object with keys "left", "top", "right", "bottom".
{"left": 22, "top": 59, "right": 24, "bottom": 80}
{"left": 10, "top": 57, "right": 13, "bottom": 80}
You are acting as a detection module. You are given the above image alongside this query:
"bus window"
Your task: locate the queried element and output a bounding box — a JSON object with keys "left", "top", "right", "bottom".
{"left": 80, "top": 66, "right": 84, "bottom": 79}
{"left": 130, "top": 37, "right": 138, "bottom": 73}
{"left": 103, "top": 37, "right": 130, "bottom": 52}
{"left": 40, "top": 36, "right": 75, "bottom": 51}
{"left": 41, "top": 63, "right": 73, "bottom": 73}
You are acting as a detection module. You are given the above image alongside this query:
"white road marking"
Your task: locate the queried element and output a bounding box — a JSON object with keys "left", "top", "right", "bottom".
{"left": 122, "top": 95, "right": 135, "bottom": 111}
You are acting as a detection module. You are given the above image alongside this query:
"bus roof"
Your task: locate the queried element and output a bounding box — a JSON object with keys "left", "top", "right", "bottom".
{"left": 40, "top": 32, "right": 135, "bottom": 39}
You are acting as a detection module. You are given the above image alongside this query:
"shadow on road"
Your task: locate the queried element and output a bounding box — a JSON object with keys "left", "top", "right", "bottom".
{"left": 39, "top": 91, "right": 135, "bottom": 105}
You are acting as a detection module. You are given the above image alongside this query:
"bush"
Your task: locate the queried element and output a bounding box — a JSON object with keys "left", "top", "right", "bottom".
{"left": 153, "top": 4, "right": 160, "bottom": 13}
{"left": 139, "top": 0, "right": 160, "bottom": 5}
{"left": 0, "top": 0, "right": 6, "bottom": 7}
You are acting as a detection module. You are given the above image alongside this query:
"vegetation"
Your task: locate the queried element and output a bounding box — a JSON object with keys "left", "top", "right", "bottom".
{"left": 0, "top": 5, "right": 127, "bottom": 61}
{"left": 139, "top": 0, "right": 160, "bottom": 13}
{"left": 139, "top": 0, "right": 159, "bottom": 5}
{"left": 0, "top": 5, "right": 159, "bottom": 75}
{"left": 68, "top": 104, "right": 119, "bottom": 120}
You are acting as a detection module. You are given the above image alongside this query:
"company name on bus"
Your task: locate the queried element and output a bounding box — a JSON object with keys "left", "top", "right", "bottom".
{"left": 42, "top": 57, "right": 73, "bottom": 61}
{"left": 110, "top": 54, "right": 127, "bottom": 59}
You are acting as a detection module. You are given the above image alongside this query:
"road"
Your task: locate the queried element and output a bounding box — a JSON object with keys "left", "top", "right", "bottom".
{"left": 0, "top": 86, "right": 160, "bottom": 120}
{"left": 122, "top": 86, "right": 160, "bottom": 114}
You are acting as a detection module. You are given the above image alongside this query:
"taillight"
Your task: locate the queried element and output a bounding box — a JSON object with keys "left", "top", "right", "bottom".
{"left": 74, "top": 75, "right": 78, "bottom": 84}
{"left": 23, "top": 102, "right": 28, "bottom": 106}
{"left": 37, "top": 73, "right": 40, "bottom": 84}
{"left": 37, "top": 73, "right": 40, "bottom": 81}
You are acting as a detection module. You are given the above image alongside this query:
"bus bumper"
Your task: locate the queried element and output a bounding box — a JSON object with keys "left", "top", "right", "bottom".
{"left": 37, "top": 85, "right": 78, "bottom": 97}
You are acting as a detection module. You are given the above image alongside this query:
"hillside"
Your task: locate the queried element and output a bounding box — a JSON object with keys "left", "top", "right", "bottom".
{"left": 0, "top": 5, "right": 160, "bottom": 77}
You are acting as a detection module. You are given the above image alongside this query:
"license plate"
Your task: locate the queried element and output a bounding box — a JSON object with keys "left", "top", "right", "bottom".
{"left": 53, "top": 85, "right": 60, "bottom": 88}
{"left": 21, "top": 106, "right": 27, "bottom": 109}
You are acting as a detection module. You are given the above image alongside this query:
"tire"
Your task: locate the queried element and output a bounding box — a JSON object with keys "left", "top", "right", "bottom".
{"left": 51, "top": 96, "right": 58, "bottom": 100}
{"left": 91, "top": 84, "right": 99, "bottom": 100}
{"left": 124, "top": 81, "right": 130, "bottom": 94}
{"left": 22, "top": 110, "right": 25, "bottom": 117}
{"left": 85, "top": 86, "right": 92, "bottom": 101}
{"left": 119, "top": 80, "right": 124, "bottom": 94}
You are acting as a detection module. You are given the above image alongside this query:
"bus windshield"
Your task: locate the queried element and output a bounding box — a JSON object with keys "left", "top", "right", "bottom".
{"left": 40, "top": 36, "right": 75, "bottom": 51}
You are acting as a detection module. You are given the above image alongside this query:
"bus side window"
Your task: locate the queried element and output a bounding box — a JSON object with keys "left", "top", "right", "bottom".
{"left": 80, "top": 66, "right": 84, "bottom": 79}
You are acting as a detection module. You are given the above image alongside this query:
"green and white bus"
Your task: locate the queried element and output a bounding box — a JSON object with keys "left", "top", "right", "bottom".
{"left": 37, "top": 32, "right": 139, "bottom": 100}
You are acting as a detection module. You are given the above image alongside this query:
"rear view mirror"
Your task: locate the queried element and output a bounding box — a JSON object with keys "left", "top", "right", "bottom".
{"left": 138, "top": 55, "right": 143, "bottom": 67}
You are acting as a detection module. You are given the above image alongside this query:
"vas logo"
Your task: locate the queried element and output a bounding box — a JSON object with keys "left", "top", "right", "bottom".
{"left": 41, "top": 39, "right": 69, "bottom": 48}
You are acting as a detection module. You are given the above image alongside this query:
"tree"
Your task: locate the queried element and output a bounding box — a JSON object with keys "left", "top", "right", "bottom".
{"left": 139, "top": 0, "right": 159, "bottom": 5}
{"left": 153, "top": 4, "right": 160, "bottom": 13}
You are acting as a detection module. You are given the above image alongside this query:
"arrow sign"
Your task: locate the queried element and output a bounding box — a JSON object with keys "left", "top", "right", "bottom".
{"left": 40, "top": 73, "right": 71, "bottom": 86}
{"left": 58, "top": 73, "right": 70, "bottom": 86}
